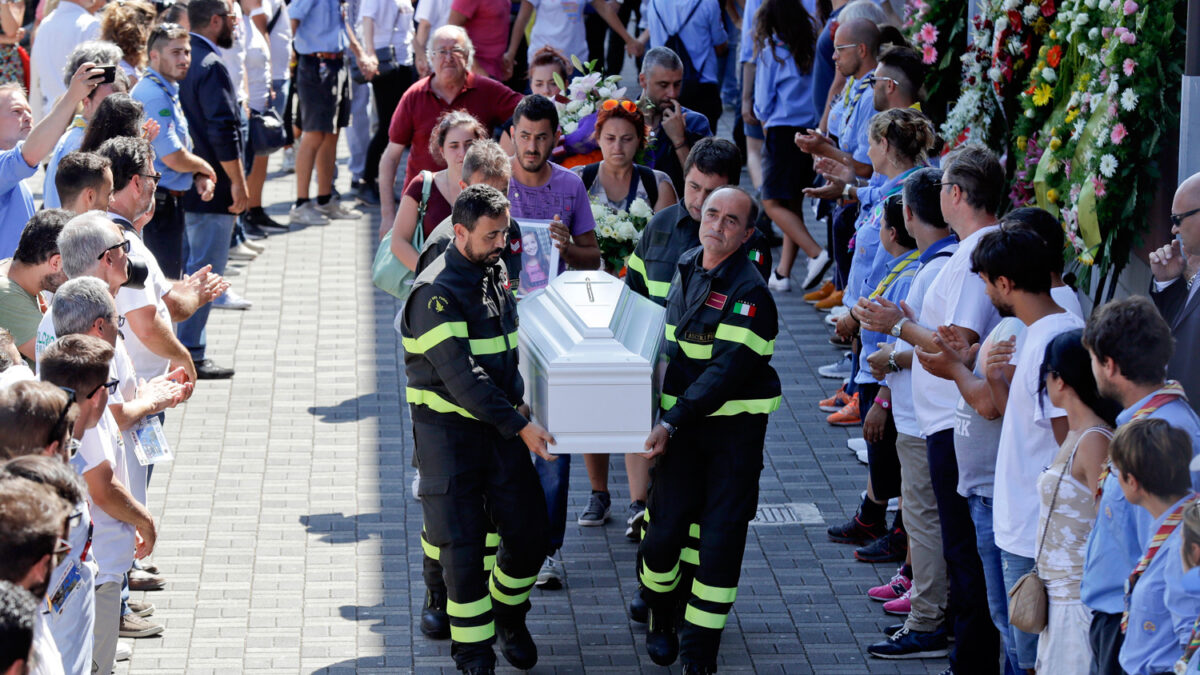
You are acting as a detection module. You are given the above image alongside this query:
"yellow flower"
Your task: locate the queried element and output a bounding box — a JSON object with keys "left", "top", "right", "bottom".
{"left": 1049, "top": 137, "right": 1062, "bottom": 151}
{"left": 1032, "top": 84, "right": 1053, "bottom": 107}
{"left": 1049, "top": 28, "right": 1058, "bottom": 39}
{"left": 1047, "top": 188, "right": 1059, "bottom": 203}
{"left": 1065, "top": 108, "right": 1080, "bottom": 124}
{"left": 1017, "top": 135, "right": 1028, "bottom": 149}
{"left": 1079, "top": 250, "right": 1095, "bottom": 265}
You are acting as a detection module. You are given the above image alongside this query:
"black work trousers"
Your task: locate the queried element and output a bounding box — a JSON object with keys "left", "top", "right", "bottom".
{"left": 413, "top": 419, "right": 548, "bottom": 671}
{"left": 638, "top": 415, "right": 766, "bottom": 669}
{"left": 143, "top": 190, "right": 186, "bottom": 280}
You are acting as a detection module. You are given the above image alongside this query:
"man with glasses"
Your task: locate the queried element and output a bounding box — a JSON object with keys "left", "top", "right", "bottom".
{"left": 379, "top": 25, "right": 522, "bottom": 230}
{"left": 1149, "top": 172, "right": 1200, "bottom": 413}
{"left": 40, "top": 333, "right": 156, "bottom": 675}
{"left": 0, "top": 209, "right": 72, "bottom": 367}
{"left": 131, "top": 21, "right": 219, "bottom": 281}
{"left": 0, "top": 476, "right": 73, "bottom": 674}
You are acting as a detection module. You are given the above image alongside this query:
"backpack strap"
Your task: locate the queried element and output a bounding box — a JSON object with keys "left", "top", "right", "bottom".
{"left": 580, "top": 162, "right": 600, "bottom": 191}
{"left": 635, "top": 165, "right": 659, "bottom": 208}
{"left": 414, "top": 170, "right": 433, "bottom": 249}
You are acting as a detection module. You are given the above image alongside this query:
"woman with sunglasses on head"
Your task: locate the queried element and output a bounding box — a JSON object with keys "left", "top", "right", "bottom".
{"left": 572, "top": 98, "right": 677, "bottom": 217}
{"left": 1033, "top": 329, "right": 1121, "bottom": 675}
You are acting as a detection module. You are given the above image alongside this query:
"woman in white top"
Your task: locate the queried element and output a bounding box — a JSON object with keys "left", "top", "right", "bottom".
{"left": 360, "top": 0, "right": 415, "bottom": 203}
{"left": 242, "top": 11, "right": 280, "bottom": 238}
{"left": 1035, "top": 329, "right": 1121, "bottom": 675}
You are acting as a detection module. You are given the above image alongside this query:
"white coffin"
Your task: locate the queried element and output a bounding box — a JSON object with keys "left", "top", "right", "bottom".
{"left": 518, "top": 271, "right": 666, "bottom": 454}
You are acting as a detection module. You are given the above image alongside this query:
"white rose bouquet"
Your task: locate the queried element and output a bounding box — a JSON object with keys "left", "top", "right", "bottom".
{"left": 590, "top": 197, "right": 653, "bottom": 274}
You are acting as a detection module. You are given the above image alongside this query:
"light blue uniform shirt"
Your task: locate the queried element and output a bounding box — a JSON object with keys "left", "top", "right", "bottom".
{"left": 752, "top": 38, "right": 819, "bottom": 130}
{"left": 0, "top": 142, "right": 38, "bottom": 259}
{"left": 43, "top": 119, "right": 87, "bottom": 209}
{"left": 839, "top": 76, "right": 877, "bottom": 165}
{"left": 1120, "top": 495, "right": 1200, "bottom": 675}
{"left": 131, "top": 69, "right": 195, "bottom": 192}
{"left": 642, "top": 0, "right": 727, "bottom": 84}
{"left": 856, "top": 249, "right": 916, "bottom": 385}
{"left": 289, "top": 0, "right": 347, "bottom": 55}
{"left": 1082, "top": 394, "right": 1200, "bottom": 614}
{"left": 739, "top": 0, "right": 816, "bottom": 63}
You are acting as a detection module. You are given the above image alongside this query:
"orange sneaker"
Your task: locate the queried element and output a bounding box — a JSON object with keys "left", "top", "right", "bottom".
{"left": 804, "top": 280, "right": 835, "bottom": 304}
{"left": 827, "top": 392, "right": 861, "bottom": 426}
{"left": 818, "top": 384, "right": 852, "bottom": 412}
{"left": 815, "top": 289, "right": 844, "bottom": 312}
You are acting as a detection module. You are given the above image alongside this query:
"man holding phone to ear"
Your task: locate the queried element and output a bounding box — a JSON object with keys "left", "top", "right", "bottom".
{"left": 0, "top": 62, "right": 109, "bottom": 260}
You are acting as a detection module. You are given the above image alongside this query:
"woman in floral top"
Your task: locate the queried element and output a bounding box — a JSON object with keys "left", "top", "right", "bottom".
{"left": 572, "top": 98, "right": 676, "bottom": 215}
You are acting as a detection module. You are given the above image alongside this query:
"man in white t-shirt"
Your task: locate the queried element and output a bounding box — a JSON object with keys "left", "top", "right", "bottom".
{"left": 39, "top": 334, "right": 157, "bottom": 675}
{"left": 858, "top": 146, "right": 1005, "bottom": 673}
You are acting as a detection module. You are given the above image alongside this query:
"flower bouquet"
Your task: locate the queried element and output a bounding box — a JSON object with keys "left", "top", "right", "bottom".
{"left": 590, "top": 197, "right": 653, "bottom": 274}
{"left": 550, "top": 57, "right": 627, "bottom": 164}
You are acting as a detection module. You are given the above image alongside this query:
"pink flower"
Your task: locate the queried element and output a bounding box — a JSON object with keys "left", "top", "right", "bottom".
{"left": 1110, "top": 123, "right": 1128, "bottom": 145}
{"left": 1092, "top": 177, "right": 1107, "bottom": 197}
{"left": 1123, "top": 0, "right": 1138, "bottom": 14}
{"left": 918, "top": 22, "right": 939, "bottom": 45}
{"left": 1120, "top": 31, "right": 1137, "bottom": 45}
{"left": 1102, "top": 27, "right": 1113, "bottom": 39}
{"left": 922, "top": 44, "right": 938, "bottom": 64}
{"left": 1123, "top": 58, "right": 1136, "bottom": 76}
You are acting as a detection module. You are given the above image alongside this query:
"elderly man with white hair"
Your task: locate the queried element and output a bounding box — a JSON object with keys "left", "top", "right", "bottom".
{"left": 378, "top": 24, "right": 523, "bottom": 230}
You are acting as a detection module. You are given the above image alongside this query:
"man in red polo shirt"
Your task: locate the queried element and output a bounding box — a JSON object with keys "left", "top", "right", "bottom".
{"left": 379, "top": 25, "right": 522, "bottom": 230}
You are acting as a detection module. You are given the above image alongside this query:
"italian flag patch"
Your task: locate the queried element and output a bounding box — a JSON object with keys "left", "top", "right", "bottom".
{"left": 732, "top": 301, "right": 756, "bottom": 317}
{"left": 748, "top": 250, "right": 763, "bottom": 263}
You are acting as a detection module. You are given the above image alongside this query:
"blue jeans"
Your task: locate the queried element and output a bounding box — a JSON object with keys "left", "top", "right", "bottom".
{"left": 535, "top": 454, "right": 571, "bottom": 553}
{"left": 968, "top": 495, "right": 1023, "bottom": 675}
{"left": 177, "top": 211, "right": 236, "bottom": 360}
{"left": 717, "top": 10, "right": 741, "bottom": 107}
{"left": 346, "top": 80, "right": 372, "bottom": 182}
{"left": 1000, "top": 548, "right": 1040, "bottom": 669}
{"left": 270, "top": 78, "right": 289, "bottom": 118}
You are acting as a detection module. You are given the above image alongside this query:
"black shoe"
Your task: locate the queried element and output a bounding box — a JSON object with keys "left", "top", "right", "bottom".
{"left": 194, "top": 359, "right": 234, "bottom": 379}
{"left": 461, "top": 667, "right": 495, "bottom": 675}
{"left": 884, "top": 623, "right": 905, "bottom": 637}
{"left": 247, "top": 208, "right": 290, "bottom": 233}
{"left": 867, "top": 625, "right": 950, "bottom": 660}
{"left": 420, "top": 590, "right": 450, "bottom": 640}
{"left": 243, "top": 222, "right": 271, "bottom": 239}
{"left": 495, "top": 617, "right": 537, "bottom": 670}
{"left": 855, "top": 527, "right": 907, "bottom": 563}
{"left": 646, "top": 608, "right": 678, "bottom": 666}
{"left": 682, "top": 664, "right": 716, "bottom": 674}
{"left": 350, "top": 179, "right": 380, "bottom": 206}
{"left": 629, "top": 586, "right": 648, "bottom": 623}
{"left": 827, "top": 513, "right": 886, "bottom": 545}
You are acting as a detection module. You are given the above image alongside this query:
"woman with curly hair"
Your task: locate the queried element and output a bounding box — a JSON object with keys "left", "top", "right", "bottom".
{"left": 100, "top": 0, "right": 157, "bottom": 85}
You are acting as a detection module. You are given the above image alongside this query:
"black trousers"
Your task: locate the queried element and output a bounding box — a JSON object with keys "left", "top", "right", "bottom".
{"left": 364, "top": 64, "right": 414, "bottom": 185}
{"left": 859, "top": 382, "right": 901, "bottom": 501}
{"left": 584, "top": 0, "right": 642, "bottom": 76}
{"left": 926, "top": 428, "right": 999, "bottom": 674}
{"left": 638, "top": 415, "right": 766, "bottom": 669}
{"left": 1088, "top": 611, "right": 1125, "bottom": 675}
{"left": 413, "top": 419, "right": 548, "bottom": 670}
{"left": 677, "top": 81, "right": 723, "bottom": 136}
{"left": 832, "top": 200, "right": 859, "bottom": 290}
{"left": 143, "top": 190, "right": 186, "bottom": 280}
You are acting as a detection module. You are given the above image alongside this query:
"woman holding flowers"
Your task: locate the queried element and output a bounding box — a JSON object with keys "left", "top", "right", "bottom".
{"left": 573, "top": 98, "right": 677, "bottom": 216}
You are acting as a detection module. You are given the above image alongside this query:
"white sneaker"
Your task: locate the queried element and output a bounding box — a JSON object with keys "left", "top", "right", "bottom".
{"left": 856, "top": 447, "right": 870, "bottom": 464}
{"left": 227, "top": 242, "right": 258, "bottom": 261}
{"left": 288, "top": 201, "right": 330, "bottom": 226}
{"left": 213, "top": 289, "right": 252, "bottom": 310}
{"left": 847, "top": 437, "right": 867, "bottom": 454}
{"left": 767, "top": 271, "right": 791, "bottom": 292}
{"left": 115, "top": 640, "right": 132, "bottom": 662}
{"left": 314, "top": 199, "right": 363, "bottom": 221}
{"left": 535, "top": 550, "right": 565, "bottom": 589}
{"left": 280, "top": 146, "right": 296, "bottom": 173}
{"left": 887, "top": 497, "right": 900, "bottom": 512}
{"left": 242, "top": 239, "right": 266, "bottom": 254}
{"left": 818, "top": 353, "right": 853, "bottom": 379}
{"left": 802, "top": 250, "right": 833, "bottom": 289}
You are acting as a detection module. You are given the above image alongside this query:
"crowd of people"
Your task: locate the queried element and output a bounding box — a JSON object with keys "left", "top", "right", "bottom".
{"left": 1, "top": 0, "right": 1200, "bottom": 674}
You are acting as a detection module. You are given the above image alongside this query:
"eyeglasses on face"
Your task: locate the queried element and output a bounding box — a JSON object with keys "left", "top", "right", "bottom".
{"left": 86, "top": 379, "right": 120, "bottom": 399}
{"left": 47, "top": 385, "right": 76, "bottom": 449}
{"left": 52, "top": 538, "right": 72, "bottom": 567}
{"left": 601, "top": 99, "right": 637, "bottom": 113}
{"left": 432, "top": 47, "right": 467, "bottom": 59}
{"left": 97, "top": 239, "right": 131, "bottom": 260}
{"left": 138, "top": 172, "right": 162, "bottom": 186}
{"left": 833, "top": 42, "right": 860, "bottom": 51}
{"left": 864, "top": 74, "right": 901, "bottom": 88}
{"left": 1170, "top": 206, "right": 1200, "bottom": 228}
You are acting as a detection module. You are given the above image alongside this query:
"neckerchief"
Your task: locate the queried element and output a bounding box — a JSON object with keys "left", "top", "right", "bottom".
{"left": 1122, "top": 494, "right": 1196, "bottom": 633}
{"left": 1097, "top": 381, "right": 1190, "bottom": 499}
{"left": 869, "top": 249, "right": 920, "bottom": 300}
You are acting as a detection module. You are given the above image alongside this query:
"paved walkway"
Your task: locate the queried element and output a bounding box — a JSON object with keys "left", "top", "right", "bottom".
{"left": 44, "top": 136, "right": 956, "bottom": 673}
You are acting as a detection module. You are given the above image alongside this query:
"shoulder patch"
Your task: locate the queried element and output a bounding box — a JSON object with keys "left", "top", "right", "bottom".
{"left": 731, "top": 301, "right": 756, "bottom": 317}
{"left": 427, "top": 296, "right": 449, "bottom": 313}
{"left": 159, "top": 108, "right": 172, "bottom": 117}
{"left": 704, "top": 291, "right": 727, "bottom": 310}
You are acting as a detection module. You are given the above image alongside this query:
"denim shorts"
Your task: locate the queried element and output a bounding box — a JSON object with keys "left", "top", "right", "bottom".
{"left": 295, "top": 54, "right": 349, "bottom": 133}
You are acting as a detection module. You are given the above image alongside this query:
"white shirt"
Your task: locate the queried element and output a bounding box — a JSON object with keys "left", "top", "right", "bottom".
{"left": 414, "top": 0, "right": 451, "bottom": 33}
{"left": 361, "top": 0, "right": 415, "bottom": 58}
{"left": 114, "top": 227, "right": 172, "bottom": 381}
{"left": 245, "top": 20, "right": 273, "bottom": 112}
{"left": 887, "top": 249, "right": 955, "bottom": 438}
{"left": 43, "top": 495, "right": 96, "bottom": 675}
{"left": 34, "top": 305, "right": 56, "bottom": 368}
{"left": 261, "top": 0, "right": 294, "bottom": 82}
{"left": 1053, "top": 284, "right": 1083, "bottom": 318}
{"left": 993, "top": 309, "right": 1086, "bottom": 558}
{"left": 526, "top": 0, "right": 587, "bottom": 66}
{"left": 912, "top": 225, "right": 1002, "bottom": 437}
{"left": 77, "top": 408, "right": 136, "bottom": 586}
{"left": 219, "top": 2, "right": 250, "bottom": 105}
{"left": 30, "top": 1, "right": 101, "bottom": 116}
{"left": 30, "top": 612, "right": 65, "bottom": 675}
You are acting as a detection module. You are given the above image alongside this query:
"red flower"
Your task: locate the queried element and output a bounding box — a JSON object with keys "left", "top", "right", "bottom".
{"left": 1007, "top": 10, "right": 1023, "bottom": 31}
{"left": 1046, "top": 45, "right": 1063, "bottom": 68}
{"left": 1023, "top": 42, "right": 1033, "bottom": 60}
{"left": 1041, "top": 0, "right": 1055, "bottom": 17}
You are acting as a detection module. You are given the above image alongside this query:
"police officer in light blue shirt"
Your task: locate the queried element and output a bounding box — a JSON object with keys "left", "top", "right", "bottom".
{"left": 1082, "top": 296, "right": 1200, "bottom": 675}
{"left": 640, "top": 0, "right": 727, "bottom": 133}
{"left": 1107, "top": 419, "right": 1200, "bottom": 675}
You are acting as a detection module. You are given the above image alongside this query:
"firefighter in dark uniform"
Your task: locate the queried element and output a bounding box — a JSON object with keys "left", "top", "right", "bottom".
{"left": 626, "top": 137, "right": 772, "bottom": 304}
{"left": 623, "top": 137, "right": 772, "bottom": 625}
{"left": 400, "top": 184, "right": 556, "bottom": 674}
{"left": 409, "top": 142, "right": 523, "bottom": 642}
{"left": 637, "top": 186, "right": 781, "bottom": 673}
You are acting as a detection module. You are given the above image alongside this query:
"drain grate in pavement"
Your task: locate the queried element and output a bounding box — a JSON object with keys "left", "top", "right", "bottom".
{"left": 751, "top": 502, "right": 823, "bottom": 525}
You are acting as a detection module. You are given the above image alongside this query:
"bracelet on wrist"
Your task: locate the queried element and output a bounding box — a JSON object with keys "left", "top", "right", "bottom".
{"left": 873, "top": 396, "right": 891, "bottom": 410}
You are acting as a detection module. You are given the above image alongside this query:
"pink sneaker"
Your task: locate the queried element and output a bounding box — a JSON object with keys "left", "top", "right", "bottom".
{"left": 867, "top": 568, "right": 912, "bottom": 602}
{"left": 883, "top": 589, "right": 912, "bottom": 616}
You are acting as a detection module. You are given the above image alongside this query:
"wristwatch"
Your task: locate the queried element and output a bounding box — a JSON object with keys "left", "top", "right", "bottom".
{"left": 890, "top": 317, "right": 909, "bottom": 338}
{"left": 887, "top": 350, "right": 900, "bottom": 372}
{"left": 842, "top": 182, "right": 853, "bottom": 200}
{"left": 658, "top": 421, "right": 676, "bottom": 438}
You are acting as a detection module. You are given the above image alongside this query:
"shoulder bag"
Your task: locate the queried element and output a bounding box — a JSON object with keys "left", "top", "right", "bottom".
{"left": 348, "top": 0, "right": 405, "bottom": 84}
{"left": 373, "top": 170, "right": 433, "bottom": 300}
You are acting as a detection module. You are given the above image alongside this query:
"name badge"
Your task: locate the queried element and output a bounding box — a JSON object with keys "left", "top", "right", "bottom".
{"left": 47, "top": 559, "right": 82, "bottom": 615}
{"left": 130, "top": 417, "right": 174, "bottom": 466}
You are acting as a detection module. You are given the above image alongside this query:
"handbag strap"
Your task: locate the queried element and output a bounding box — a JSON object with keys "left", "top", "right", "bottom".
{"left": 1034, "top": 427, "right": 1107, "bottom": 568}
{"left": 412, "top": 170, "right": 433, "bottom": 250}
